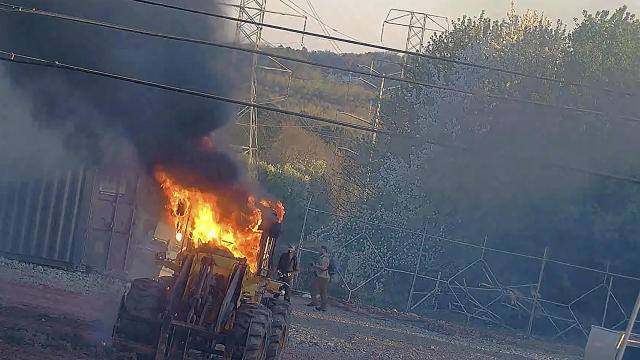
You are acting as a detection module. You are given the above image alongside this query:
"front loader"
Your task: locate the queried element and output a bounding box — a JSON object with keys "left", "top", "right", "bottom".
{"left": 112, "top": 216, "right": 290, "bottom": 360}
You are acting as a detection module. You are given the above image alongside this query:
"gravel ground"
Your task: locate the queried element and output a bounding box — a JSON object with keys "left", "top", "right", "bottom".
{"left": 0, "top": 257, "right": 127, "bottom": 295}
{"left": 0, "top": 257, "right": 582, "bottom": 360}
{"left": 283, "top": 297, "right": 582, "bottom": 360}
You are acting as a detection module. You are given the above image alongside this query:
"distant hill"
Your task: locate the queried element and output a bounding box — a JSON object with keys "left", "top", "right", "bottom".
{"left": 224, "top": 46, "right": 403, "bottom": 149}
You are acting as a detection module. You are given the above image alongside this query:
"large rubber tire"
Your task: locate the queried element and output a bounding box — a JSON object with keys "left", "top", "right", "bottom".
{"left": 227, "top": 303, "right": 272, "bottom": 360}
{"left": 125, "top": 278, "right": 166, "bottom": 320}
{"left": 265, "top": 299, "right": 291, "bottom": 360}
{"left": 114, "top": 278, "right": 165, "bottom": 346}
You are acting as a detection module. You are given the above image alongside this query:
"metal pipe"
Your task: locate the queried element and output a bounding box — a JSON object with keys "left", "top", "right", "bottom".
{"left": 294, "top": 195, "right": 312, "bottom": 289}
{"left": 568, "top": 305, "right": 588, "bottom": 337}
{"left": 616, "top": 289, "right": 640, "bottom": 360}
{"left": 527, "top": 247, "right": 548, "bottom": 336}
{"left": 481, "top": 236, "right": 488, "bottom": 260}
{"left": 603, "top": 262, "right": 612, "bottom": 327}
{"left": 411, "top": 271, "right": 442, "bottom": 311}
{"left": 407, "top": 223, "right": 427, "bottom": 311}
{"left": 351, "top": 269, "right": 385, "bottom": 292}
{"left": 569, "top": 283, "right": 605, "bottom": 306}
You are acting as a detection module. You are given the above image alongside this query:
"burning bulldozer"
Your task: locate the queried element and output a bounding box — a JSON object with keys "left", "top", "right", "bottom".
{"left": 112, "top": 169, "right": 290, "bottom": 360}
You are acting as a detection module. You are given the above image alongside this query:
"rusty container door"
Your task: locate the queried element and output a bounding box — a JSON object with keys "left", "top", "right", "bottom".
{"left": 82, "top": 169, "right": 138, "bottom": 274}
{"left": 0, "top": 169, "right": 86, "bottom": 268}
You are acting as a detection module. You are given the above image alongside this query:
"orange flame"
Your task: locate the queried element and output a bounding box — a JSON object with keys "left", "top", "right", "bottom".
{"left": 260, "top": 199, "right": 285, "bottom": 223}
{"left": 154, "top": 169, "right": 282, "bottom": 272}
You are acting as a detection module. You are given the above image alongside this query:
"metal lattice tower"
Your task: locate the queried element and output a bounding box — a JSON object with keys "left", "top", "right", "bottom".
{"left": 381, "top": 9, "right": 448, "bottom": 78}
{"left": 236, "top": 0, "right": 267, "bottom": 173}
{"left": 403, "top": 12, "right": 427, "bottom": 77}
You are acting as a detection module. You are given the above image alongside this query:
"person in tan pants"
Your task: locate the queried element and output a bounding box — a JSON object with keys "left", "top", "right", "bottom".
{"left": 307, "top": 245, "right": 330, "bottom": 311}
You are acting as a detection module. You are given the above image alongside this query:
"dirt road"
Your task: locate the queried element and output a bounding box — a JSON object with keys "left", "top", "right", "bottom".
{"left": 0, "top": 258, "right": 581, "bottom": 360}
{"left": 285, "top": 297, "right": 581, "bottom": 360}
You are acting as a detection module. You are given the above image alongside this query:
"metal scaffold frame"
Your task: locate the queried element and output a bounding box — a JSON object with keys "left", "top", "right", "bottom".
{"left": 294, "top": 195, "right": 640, "bottom": 340}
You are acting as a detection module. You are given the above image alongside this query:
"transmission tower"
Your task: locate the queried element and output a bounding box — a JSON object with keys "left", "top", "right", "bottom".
{"left": 235, "top": 0, "right": 266, "bottom": 174}
{"left": 381, "top": 9, "right": 448, "bottom": 78}
{"left": 233, "top": 1, "right": 305, "bottom": 177}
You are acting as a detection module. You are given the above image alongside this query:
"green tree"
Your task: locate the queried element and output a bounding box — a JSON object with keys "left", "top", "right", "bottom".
{"left": 565, "top": 6, "right": 640, "bottom": 88}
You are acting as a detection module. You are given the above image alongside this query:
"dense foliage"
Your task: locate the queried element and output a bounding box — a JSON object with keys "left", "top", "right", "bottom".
{"left": 232, "top": 5, "right": 640, "bottom": 331}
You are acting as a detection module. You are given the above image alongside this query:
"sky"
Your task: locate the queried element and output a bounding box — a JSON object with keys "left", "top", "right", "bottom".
{"left": 245, "top": 0, "right": 640, "bottom": 52}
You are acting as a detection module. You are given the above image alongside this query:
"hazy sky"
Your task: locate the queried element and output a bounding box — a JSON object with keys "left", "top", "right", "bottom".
{"left": 251, "top": 0, "right": 640, "bottom": 52}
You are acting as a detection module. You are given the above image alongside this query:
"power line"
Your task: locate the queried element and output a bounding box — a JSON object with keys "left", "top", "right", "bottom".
{"left": 0, "top": 49, "right": 463, "bottom": 151}
{"left": 239, "top": 123, "right": 325, "bottom": 128}
{"left": 279, "top": 0, "right": 359, "bottom": 42}
{"left": 279, "top": 0, "right": 340, "bottom": 53}
{"left": 279, "top": 0, "right": 357, "bottom": 50}
{"left": 303, "top": 0, "right": 341, "bottom": 53}
{"left": 3, "top": 50, "right": 640, "bottom": 187}
{"left": 95, "top": 0, "right": 635, "bottom": 96}
{"left": 548, "top": 163, "right": 640, "bottom": 185}
{"left": 2, "top": 3, "right": 637, "bottom": 123}
{"left": 274, "top": 0, "right": 309, "bottom": 47}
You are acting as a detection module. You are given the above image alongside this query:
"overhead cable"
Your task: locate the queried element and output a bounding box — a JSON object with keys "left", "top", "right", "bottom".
{"left": 1, "top": 4, "right": 638, "bottom": 123}
{"left": 85, "top": 0, "right": 636, "bottom": 96}
{"left": 279, "top": 0, "right": 359, "bottom": 41}
{"left": 3, "top": 50, "right": 640, "bottom": 187}
{"left": 303, "top": 0, "right": 341, "bottom": 52}
{"left": 0, "top": 49, "right": 464, "bottom": 151}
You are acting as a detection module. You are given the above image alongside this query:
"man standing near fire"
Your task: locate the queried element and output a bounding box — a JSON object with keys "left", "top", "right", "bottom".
{"left": 307, "top": 245, "right": 330, "bottom": 311}
{"left": 276, "top": 244, "right": 299, "bottom": 301}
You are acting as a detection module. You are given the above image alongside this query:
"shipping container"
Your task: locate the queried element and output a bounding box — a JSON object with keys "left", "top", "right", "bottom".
{"left": 0, "top": 166, "right": 164, "bottom": 279}
{"left": 0, "top": 168, "right": 85, "bottom": 268}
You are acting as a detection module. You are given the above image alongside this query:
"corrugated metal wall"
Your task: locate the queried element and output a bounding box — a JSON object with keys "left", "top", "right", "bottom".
{"left": 0, "top": 167, "right": 143, "bottom": 277}
{"left": 0, "top": 168, "right": 85, "bottom": 267}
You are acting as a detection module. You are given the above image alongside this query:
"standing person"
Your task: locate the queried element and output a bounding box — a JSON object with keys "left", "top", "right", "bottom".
{"left": 276, "top": 244, "right": 299, "bottom": 301}
{"left": 307, "top": 245, "right": 330, "bottom": 311}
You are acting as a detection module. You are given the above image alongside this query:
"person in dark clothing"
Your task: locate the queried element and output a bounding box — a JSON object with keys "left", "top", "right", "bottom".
{"left": 276, "top": 244, "right": 299, "bottom": 301}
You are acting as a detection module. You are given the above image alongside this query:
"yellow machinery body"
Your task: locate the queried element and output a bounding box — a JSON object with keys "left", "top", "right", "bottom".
{"left": 113, "top": 230, "right": 291, "bottom": 360}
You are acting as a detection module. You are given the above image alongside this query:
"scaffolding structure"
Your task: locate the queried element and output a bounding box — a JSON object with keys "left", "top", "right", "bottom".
{"left": 381, "top": 9, "right": 449, "bottom": 78}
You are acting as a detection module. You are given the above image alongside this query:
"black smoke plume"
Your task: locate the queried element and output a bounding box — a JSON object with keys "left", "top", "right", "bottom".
{"left": 0, "top": 0, "right": 239, "bottom": 187}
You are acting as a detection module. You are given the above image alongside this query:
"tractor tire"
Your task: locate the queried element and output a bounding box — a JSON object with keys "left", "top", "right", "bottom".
{"left": 114, "top": 279, "right": 165, "bottom": 347}
{"left": 125, "top": 278, "right": 166, "bottom": 320}
{"left": 265, "top": 299, "right": 291, "bottom": 360}
{"left": 226, "top": 303, "right": 272, "bottom": 360}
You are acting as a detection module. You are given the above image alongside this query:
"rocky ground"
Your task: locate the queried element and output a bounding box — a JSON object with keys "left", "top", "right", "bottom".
{"left": 284, "top": 298, "right": 582, "bottom": 360}
{"left": 0, "top": 257, "right": 582, "bottom": 360}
